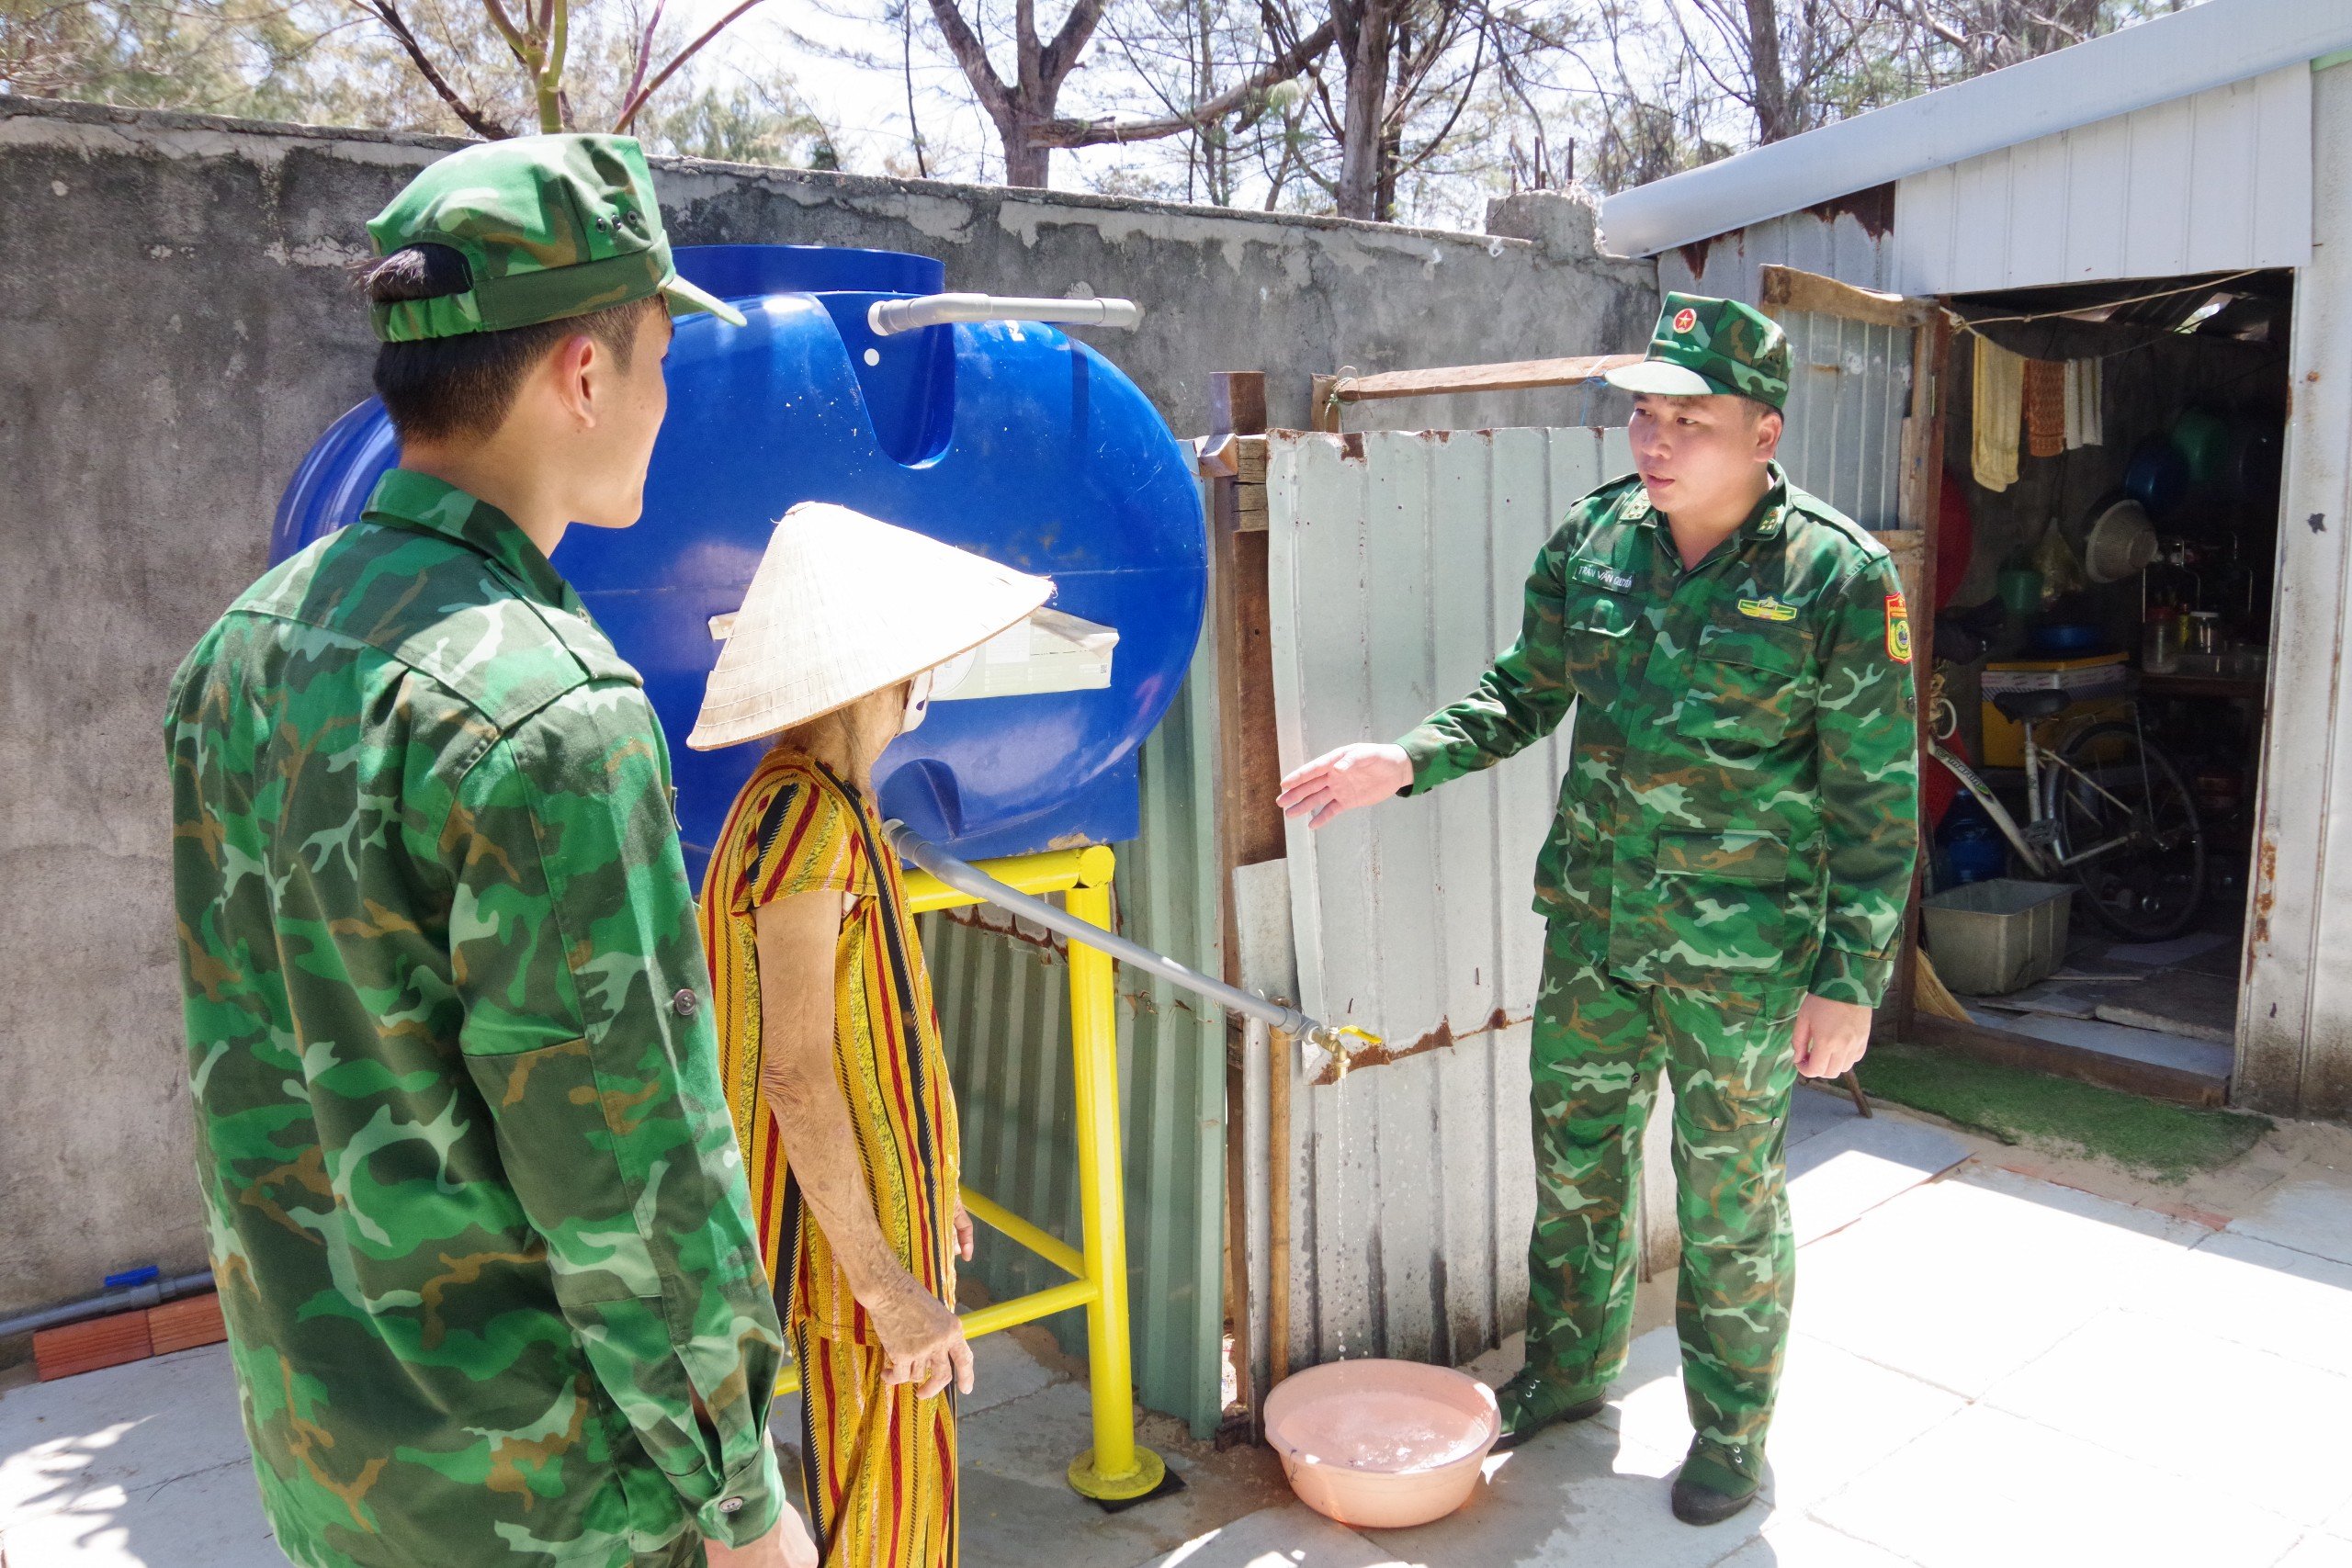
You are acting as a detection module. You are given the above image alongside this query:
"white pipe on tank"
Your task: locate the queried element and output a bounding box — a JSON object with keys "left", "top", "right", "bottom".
{"left": 867, "top": 293, "right": 1143, "bottom": 337}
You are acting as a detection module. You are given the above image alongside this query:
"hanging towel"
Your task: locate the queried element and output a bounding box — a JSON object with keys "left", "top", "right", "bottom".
{"left": 2064, "top": 357, "right": 2104, "bottom": 449}
{"left": 1973, "top": 335, "right": 2023, "bottom": 491}
{"left": 2023, "top": 357, "right": 2067, "bottom": 458}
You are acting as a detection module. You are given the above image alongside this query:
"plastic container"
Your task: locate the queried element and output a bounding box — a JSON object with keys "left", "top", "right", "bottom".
{"left": 1263, "top": 1360, "right": 1501, "bottom": 1529}
{"left": 1922, "top": 879, "right": 2075, "bottom": 996}
{"left": 2143, "top": 605, "right": 2182, "bottom": 673}
{"left": 1936, "top": 795, "right": 2007, "bottom": 886}
{"left": 273, "top": 244, "right": 1208, "bottom": 876}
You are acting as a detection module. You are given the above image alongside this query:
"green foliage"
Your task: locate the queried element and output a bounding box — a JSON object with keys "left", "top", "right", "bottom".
{"left": 3, "top": 0, "right": 838, "bottom": 175}
{"left": 639, "top": 77, "right": 838, "bottom": 168}
{"left": 1862, "top": 1040, "right": 2271, "bottom": 1182}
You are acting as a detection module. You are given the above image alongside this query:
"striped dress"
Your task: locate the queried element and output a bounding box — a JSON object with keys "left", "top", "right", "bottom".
{"left": 699, "top": 750, "right": 960, "bottom": 1568}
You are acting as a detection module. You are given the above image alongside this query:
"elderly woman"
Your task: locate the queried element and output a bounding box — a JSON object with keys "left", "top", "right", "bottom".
{"left": 688, "top": 502, "right": 1052, "bottom": 1568}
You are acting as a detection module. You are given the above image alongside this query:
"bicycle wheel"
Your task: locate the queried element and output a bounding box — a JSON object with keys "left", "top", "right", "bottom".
{"left": 2039, "top": 720, "right": 2208, "bottom": 942}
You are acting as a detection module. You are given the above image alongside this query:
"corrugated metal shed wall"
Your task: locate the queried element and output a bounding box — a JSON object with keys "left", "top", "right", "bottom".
{"left": 1775, "top": 313, "right": 1914, "bottom": 531}
{"left": 1264, "top": 425, "right": 1634, "bottom": 1366}
{"left": 923, "top": 506, "right": 1229, "bottom": 1438}
{"left": 1658, "top": 209, "right": 1897, "bottom": 301}
{"left": 1889, "top": 63, "right": 2312, "bottom": 295}
{"left": 2241, "top": 58, "right": 2352, "bottom": 1118}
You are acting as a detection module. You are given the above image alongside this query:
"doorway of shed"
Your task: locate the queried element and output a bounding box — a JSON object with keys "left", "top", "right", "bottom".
{"left": 1918, "top": 268, "right": 2294, "bottom": 1108}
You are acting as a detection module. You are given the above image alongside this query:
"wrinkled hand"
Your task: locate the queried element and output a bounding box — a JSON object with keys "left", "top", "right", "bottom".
{"left": 953, "top": 1201, "right": 976, "bottom": 1263}
{"left": 867, "top": 1276, "right": 974, "bottom": 1399}
{"left": 705, "top": 1507, "right": 818, "bottom": 1568}
{"left": 1792, "top": 993, "right": 1872, "bottom": 1079}
{"left": 1277, "top": 744, "right": 1413, "bottom": 829}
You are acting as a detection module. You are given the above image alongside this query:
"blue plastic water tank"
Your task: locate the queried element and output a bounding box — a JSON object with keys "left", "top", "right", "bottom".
{"left": 274, "top": 245, "right": 1207, "bottom": 878}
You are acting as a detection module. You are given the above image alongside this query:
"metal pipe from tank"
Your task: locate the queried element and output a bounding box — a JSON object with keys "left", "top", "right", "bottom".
{"left": 0, "top": 1269, "right": 215, "bottom": 1340}
{"left": 867, "top": 293, "right": 1143, "bottom": 337}
{"left": 885, "top": 822, "right": 1373, "bottom": 1061}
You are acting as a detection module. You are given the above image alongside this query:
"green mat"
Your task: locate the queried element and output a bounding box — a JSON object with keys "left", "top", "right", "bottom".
{"left": 1862, "top": 1041, "right": 2271, "bottom": 1182}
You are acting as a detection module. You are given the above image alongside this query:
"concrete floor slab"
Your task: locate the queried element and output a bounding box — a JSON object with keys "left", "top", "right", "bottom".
{"left": 7, "top": 1112, "right": 2345, "bottom": 1568}
{"left": 1140, "top": 1501, "right": 1403, "bottom": 1568}
{"left": 1791, "top": 1165, "right": 2200, "bottom": 1397}
{"left": 0, "top": 1346, "right": 252, "bottom": 1528}
{"left": 1363, "top": 1418, "right": 1751, "bottom": 1568}
{"left": 1784, "top": 1116, "right": 1970, "bottom": 1248}
{"left": 1785, "top": 1082, "right": 1854, "bottom": 1150}
{"left": 1811, "top": 1404, "right": 2303, "bottom": 1568}
{"left": 0, "top": 1460, "right": 277, "bottom": 1568}
{"left": 1613, "top": 1331, "right": 1964, "bottom": 1517}
{"left": 1981, "top": 1306, "right": 2352, "bottom": 1528}
{"left": 2227, "top": 1163, "right": 2352, "bottom": 1269}
{"left": 957, "top": 1382, "right": 1292, "bottom": 1568}
{"left": 2276, "top": 1535, "right": 2352, "bottom": 1568}
{"left": 961, "top": 1328, "right": 1071, "bottom": 1416}
{"left": 2136, "top": 1231, "right": 2352, "bottom": 1380}
{"left": 1713, "top": 1514, "right": 1921, "bottom": 1568}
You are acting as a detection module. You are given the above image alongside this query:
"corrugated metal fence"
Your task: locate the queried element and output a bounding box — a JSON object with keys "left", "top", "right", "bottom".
{"left": 922, "top": 533, "right": 1230, "bottom": 1438}
{"left": 1262, "top": 425, "right": 1641, "bottom": 1368}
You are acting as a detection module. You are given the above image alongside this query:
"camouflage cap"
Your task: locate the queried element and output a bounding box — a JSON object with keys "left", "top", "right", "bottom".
{"left": 367, "top": 133, "right": 744, "bottom": 343}
{"left": 1604, "top": 292, "right": 1791, "bottom": 411}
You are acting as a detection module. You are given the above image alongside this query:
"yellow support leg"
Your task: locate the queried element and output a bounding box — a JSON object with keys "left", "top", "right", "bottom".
{"left": 1060, "top": 874, "right": 1169, "bottom": 1504}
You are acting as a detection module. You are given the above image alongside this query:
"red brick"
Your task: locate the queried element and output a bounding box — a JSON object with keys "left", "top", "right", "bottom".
{"left": 34, "top": 1310, "right": 153, "bottom": 1382}
{"left": 147, "top": 1293, "right": 227, "bottom": 1357}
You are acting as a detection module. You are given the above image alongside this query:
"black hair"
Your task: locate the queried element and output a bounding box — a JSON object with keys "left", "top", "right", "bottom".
{"left": 361, "top": 243, "right": 659, "bottom": 443}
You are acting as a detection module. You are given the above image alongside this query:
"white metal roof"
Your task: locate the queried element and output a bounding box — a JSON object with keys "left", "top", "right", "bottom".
{"left": 1600, "top": 0, "right": 2352, "bottom": 259}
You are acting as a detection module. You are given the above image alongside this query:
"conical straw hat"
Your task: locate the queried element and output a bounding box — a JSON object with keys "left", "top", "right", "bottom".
{"left": 687, "top": 502, "right": 1054, "bottom": 750}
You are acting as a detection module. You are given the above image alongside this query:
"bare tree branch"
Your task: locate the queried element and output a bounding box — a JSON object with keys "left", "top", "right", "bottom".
{"left": 613, "top": 0, "right": 767, "bottom": 130}
{"left": 1030, "top": 18, "right": 1334, "bottom": 148}
{"left": 356, "top": 0, "right": 510, "bottom": 137}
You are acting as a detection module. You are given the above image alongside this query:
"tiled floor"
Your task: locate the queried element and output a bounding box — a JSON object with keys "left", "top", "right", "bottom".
{"left": 6, "top": 1090, "right": 2349, "bottom": 1568}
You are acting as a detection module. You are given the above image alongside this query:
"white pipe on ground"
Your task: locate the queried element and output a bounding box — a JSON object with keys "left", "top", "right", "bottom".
{"left": 867, "top": 293, "right": 1143, "bottom": 337}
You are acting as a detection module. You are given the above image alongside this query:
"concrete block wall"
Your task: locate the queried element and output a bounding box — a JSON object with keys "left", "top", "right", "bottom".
{"left": 0, "top": 92, "right": 1654, "bottom": 1334}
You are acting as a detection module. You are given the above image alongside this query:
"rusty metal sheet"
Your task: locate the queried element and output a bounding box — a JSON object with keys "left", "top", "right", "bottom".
{"left": 1261, "top": 425, "right": 1650, "bottom": 1368}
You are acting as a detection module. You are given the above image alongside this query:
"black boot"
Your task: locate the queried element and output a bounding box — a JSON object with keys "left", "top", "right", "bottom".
{"left": 1490, "top": 1369, "right": 1607, "bottom": 1451}
{"left": 1670, "top": 1448, "right": 1760, "bottom": 1526}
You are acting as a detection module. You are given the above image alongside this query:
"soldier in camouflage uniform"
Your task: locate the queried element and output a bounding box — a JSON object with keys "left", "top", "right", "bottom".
{"left": 1279, "top": 293, "right": 1918, "bottom": 1526}
{"left": 166, "top": 136, "right": 815, "bottom": 1568}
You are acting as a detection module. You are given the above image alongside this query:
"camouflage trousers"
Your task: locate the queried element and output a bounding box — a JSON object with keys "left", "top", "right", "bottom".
{"left": 1523, "top": 925, "right": 1802, "bottom": 1484}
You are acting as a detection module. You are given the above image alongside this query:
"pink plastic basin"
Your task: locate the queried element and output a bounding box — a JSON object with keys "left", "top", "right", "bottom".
{"left": 1262, "top": 1359, "right": 1501, "bottom": 1529}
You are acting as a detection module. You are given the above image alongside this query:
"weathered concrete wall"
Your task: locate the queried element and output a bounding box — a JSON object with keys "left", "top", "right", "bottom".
{"left": 0, "top": 92, "right": 1653, "bottom": 1330}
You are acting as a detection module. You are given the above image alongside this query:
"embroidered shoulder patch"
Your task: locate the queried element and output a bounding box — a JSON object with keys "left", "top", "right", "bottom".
{"left": 1573, "top": 559, "right": 1635, "bottom": 592}
{"left": 1737, "top": 595, "right": 1798, "bottom": 623}
{"left": 1886, "top": 592, "right": 1913, "bottom": 663}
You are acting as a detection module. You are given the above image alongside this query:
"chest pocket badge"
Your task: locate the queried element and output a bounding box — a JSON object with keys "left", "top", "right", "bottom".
{"left": 1685, "top": 622, "right": 1811, "bottom": 748}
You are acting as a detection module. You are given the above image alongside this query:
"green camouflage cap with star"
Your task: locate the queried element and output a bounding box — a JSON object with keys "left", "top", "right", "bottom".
{"left": 366, "top": 133, "right": 744, "bottom": 344}
{"left": 1604, "top": 291, "right": 1791, "bottom": 411}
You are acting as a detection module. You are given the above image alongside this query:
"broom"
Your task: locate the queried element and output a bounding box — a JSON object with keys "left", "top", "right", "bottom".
{"left": 1914, "top": 948, "right": 1973, "bottom": 1023}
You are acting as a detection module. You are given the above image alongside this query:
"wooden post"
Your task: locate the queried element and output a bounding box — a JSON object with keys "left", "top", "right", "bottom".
{"left": 1208, "top": 371, "right": 1286, "bottom": 1426}
{"left": 1888, "top": 310, "right": 1953, "bottom": 1046}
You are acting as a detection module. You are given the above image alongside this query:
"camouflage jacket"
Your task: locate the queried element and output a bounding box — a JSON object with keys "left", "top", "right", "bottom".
{"left": 165, "top": 470, "right": 785, "bottom": 1568}
{"left": 1397, "top": 465, "right": 1919, "bottom": 1009}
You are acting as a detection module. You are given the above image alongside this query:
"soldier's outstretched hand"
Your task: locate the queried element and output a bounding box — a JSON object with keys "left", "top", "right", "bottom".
{"left": 1279, "top": 743, "right": 1413, "bottom": 828}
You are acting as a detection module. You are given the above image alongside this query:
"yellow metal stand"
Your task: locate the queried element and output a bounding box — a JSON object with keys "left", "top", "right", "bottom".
{"left": 774, "top": 842, "right": 1167, "bottom": 1503}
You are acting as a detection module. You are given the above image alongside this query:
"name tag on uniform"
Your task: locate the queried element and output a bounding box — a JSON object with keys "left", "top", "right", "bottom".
{"left": 1737, "top": 595, "right": 1799, "bottom": 623}
{"left": 1573, "top": 559, "right": 1635, "bottom": 592}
